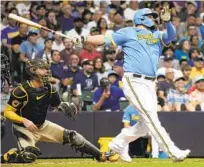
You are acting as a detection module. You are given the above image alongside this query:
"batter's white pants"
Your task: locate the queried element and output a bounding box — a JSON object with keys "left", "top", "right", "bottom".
{"left": 109, "top": 73, "right": 182, "bottom": 158}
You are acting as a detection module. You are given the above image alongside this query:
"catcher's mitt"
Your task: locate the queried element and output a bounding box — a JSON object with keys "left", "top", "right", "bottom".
{"left": 57, "top": 102, "right": 78, "bottom": 119}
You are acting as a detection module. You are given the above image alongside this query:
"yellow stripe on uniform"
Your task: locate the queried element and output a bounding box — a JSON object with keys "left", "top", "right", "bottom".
{"left": 125, "top": 76, "right": 173, "bottom": 157}
{"left": 105, "top": 33, "right": 117, "bottom": 47}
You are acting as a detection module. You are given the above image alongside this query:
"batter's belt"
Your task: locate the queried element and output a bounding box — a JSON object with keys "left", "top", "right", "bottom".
{"left": 133, "top": 73, "right": 155, "bottom": 81}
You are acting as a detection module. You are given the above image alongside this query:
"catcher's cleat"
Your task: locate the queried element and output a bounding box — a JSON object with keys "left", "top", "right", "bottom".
{"left": 1, "top": 148, "right": 18, "bottom": 163}
{"left": 105, "top": 151, "right": 120, "bottom": 162}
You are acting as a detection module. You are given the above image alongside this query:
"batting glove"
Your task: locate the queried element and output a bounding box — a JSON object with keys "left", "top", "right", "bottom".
{"left": 72, "top": 36, "right": 87, "bottom": 45}
{"left": 160, "top": 4, "right": 171, "bottom": 22}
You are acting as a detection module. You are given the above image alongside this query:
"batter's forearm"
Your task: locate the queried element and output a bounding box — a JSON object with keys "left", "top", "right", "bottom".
{"left": 4, "top": 104, "right": 23, "bottom": 123}
{"left": 86, "top": 35, "right": 105, "bottom": 46}
{"left": 163, "top": 22, "right": 176, "bottom": 44}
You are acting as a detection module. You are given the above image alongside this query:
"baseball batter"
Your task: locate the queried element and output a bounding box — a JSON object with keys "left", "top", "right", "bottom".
{"left": 74, "top": 6, "right": 190, "bottom": 162}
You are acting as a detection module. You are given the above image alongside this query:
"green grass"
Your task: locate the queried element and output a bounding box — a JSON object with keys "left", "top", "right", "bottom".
{"left": 1, "top": 158, "right": 204, "bottom": 167}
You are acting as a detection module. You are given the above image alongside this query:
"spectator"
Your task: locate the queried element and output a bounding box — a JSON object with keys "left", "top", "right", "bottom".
{"left": 97, "top": 18, "right": 113, "bottom": 35}
{"left": 1, "top": 8, "right": 19, "bottom": 48}
{"left": 52, "top": 31, "right": 65, "bottom": 52}
{"left": 66, "top": 17, "right": 89, "bottom": 49}
{"left": 64, "top": 53, "right": 82, "bottom": 86}
{"left": 181, "top": 65, "right": 192, "bottom": 92}
{"left": 87, "top": 10, "right": 103, "bottom": 31}
{"left": 174, "top": 39, "right": 190, "bottom": 61}
{"left": 179, "top": 24, "right": 202, "bottom": 45}
{"left": 109, "top": 1, "right": 123, "bottom": 12}
{"left": 39, "top": 38, "right": 53, "bottom": 64}
{"left": 124, "top": 0, "right": 139, "bottom": 21}
{"left": 36, "top": 5, "right": 47, "bottom": 18}
{"left": 58, "top": 4, "right": 74, "bottom": 33}
{"left": 50, "top": 50, "right": 66, "bottom": 85}
{"left": 93, "top": 57, "right": 106, "bottom": 84}
{"left": 1, "top": 14, "right": 8, "bottom": 31}
{"left": 60, "top": 38, "right": 76, "bottom": 65}
{"left": 79, "top": 42, "right": 101, "bottom": 61}
{"left": 52, "top": 1, "right": 62, "bottom": 18}
{"left": 11, "top": 23, "right": 28, "bottom": 83}
{"left": 189, "top": 76, "right": 204, "bottom": 111}
{"left": 189, "top": 48, "right": 201, "bottom": 66}
{"left": 107, "top": 8, "right": 117, "bottom": 29}
{"left": 66, "top": 17, "right": 89, "bottom": 38}
{"left": 156, "top": 73, "right": 165, "bottom": 83}
{"left": 158, "top": 55, "right": 181, "bottom": 76}
{"left": 46, "top": 10, "right": 61, "bottom": 31}
{"left": 37, "top": 18, "right": 52, "bottom": 48}
{"left": 177, "top": 14, "right": 196, "bottom": 39}
{"left": 44, "top": 1, "right": 53, "bottom": 11}
{"left": 178, "top": 1, "right": 198, "bottom": 22}
{"left": 159, "top": 46, "right": 180, "bottom": 70}
{"left": 189, "top": 56, "right": 204, "bottom": 80}
{"left": 113, "top": 11, "right": 124, "bottom": 31}
{"left": 103, "top": 47, "right": 117, "bottom": 71}
{"left": 84, "top": 0, "right": 95, "bottom": 13}
{"left": 158, "top": 68, "right": 175, "bottom": 95}
{"left": 92, "top": 77, "right": 125, "bottom": 111}
{"left": 172, "top": 16, "right": 182, "bottom": 39}
{"left": 108, "top": 70, "right": 118, "bottom": 86}
{"left": 157, "top": 89, "right": 169, "bottom": 112}
{"left": 82, "top": 10, "right": 93, "bottom": 26}
{"left": 112, "top": 60, "right": 124, "bottom": 88}
{"left": 71, "top": 60, "right": 98, "bottom": 96}
{"left": 19, "top": 31, "right": 43, "bottom": 62}
{"left": 167, "top": 74, "right": 194, "bottom": 112}
{"left": 4, "top": 1, "right": 15, "bottom": 14}
{"left": 190, "top": 35, "right": 202, "bottom": 49}
{"left": 72, "top": 1, "right": 85, "bottom": 18}
{"left": 29, "top": 3, "right": 39, "bottom": 22}
{"left": 90, "top": 27, "right": 100, "bottom": 36}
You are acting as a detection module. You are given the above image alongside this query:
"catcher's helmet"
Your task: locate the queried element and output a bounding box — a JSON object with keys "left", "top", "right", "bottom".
{"left": 25, "top": 59, "right": 51, "bottom": 86}
{"left": 133, "top": 8, "right": 158, "bottom": 28}
{"left": 100, "top": 77, "right": 110, "bottom": 88}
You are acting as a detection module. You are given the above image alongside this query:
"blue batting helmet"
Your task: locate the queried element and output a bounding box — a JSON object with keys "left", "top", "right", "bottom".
{"left": 133, "top": 8, "right": 158, "bottom": 27}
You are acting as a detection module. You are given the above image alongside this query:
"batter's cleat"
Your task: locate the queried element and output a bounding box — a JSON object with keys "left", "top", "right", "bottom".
{"left": 172, "top": 149, "right": 191, "bottom": 162}
{"left": 109, "top": 143, "right": 132, "bottom": 163}
{"left": 119, "top": 151, "right": 132, "bottom": 162}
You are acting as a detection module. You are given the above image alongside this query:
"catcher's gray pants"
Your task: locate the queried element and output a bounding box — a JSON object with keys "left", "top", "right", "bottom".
{"left": 13, "top": 120, "right": 64, "bottom": 148}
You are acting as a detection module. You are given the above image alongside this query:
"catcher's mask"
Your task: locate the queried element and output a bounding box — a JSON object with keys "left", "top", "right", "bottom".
{"left": 25, "top": 59, "right": 51, "bottom": 86}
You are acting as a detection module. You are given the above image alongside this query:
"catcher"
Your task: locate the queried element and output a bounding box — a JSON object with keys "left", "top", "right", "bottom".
{"left": 1, "top": 59, "right": 118, "bottom": 163}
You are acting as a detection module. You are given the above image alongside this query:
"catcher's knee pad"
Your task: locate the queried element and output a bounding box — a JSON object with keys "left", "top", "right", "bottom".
{"left": 63, "top": 129, "right": 105, "bottom": 162}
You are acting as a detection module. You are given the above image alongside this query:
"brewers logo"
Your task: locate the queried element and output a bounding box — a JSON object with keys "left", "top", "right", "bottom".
{"left": 12, "top": 100, "right": 20, "bottom": 108}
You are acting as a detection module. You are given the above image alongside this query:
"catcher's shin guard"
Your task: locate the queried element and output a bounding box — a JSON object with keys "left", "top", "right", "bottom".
{"left": 63, "top": 129, "right": 106, "bottom": 162}
{"left": 1, "top": 146, "right": 41, "bottom": 163}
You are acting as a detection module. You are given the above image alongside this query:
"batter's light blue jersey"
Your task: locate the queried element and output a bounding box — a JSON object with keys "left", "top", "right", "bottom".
{"left": 105, "top": 23, "right": 176, "bottom": 77}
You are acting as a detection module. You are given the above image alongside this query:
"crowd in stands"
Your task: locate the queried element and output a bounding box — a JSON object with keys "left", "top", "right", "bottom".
{"left": 1, "top": 1, "right": 204, "bottom": 112}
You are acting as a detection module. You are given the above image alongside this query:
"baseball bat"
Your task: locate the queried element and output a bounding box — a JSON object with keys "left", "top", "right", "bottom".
{"left": 8, "top": 13, "right": 74, "bottom": 40}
